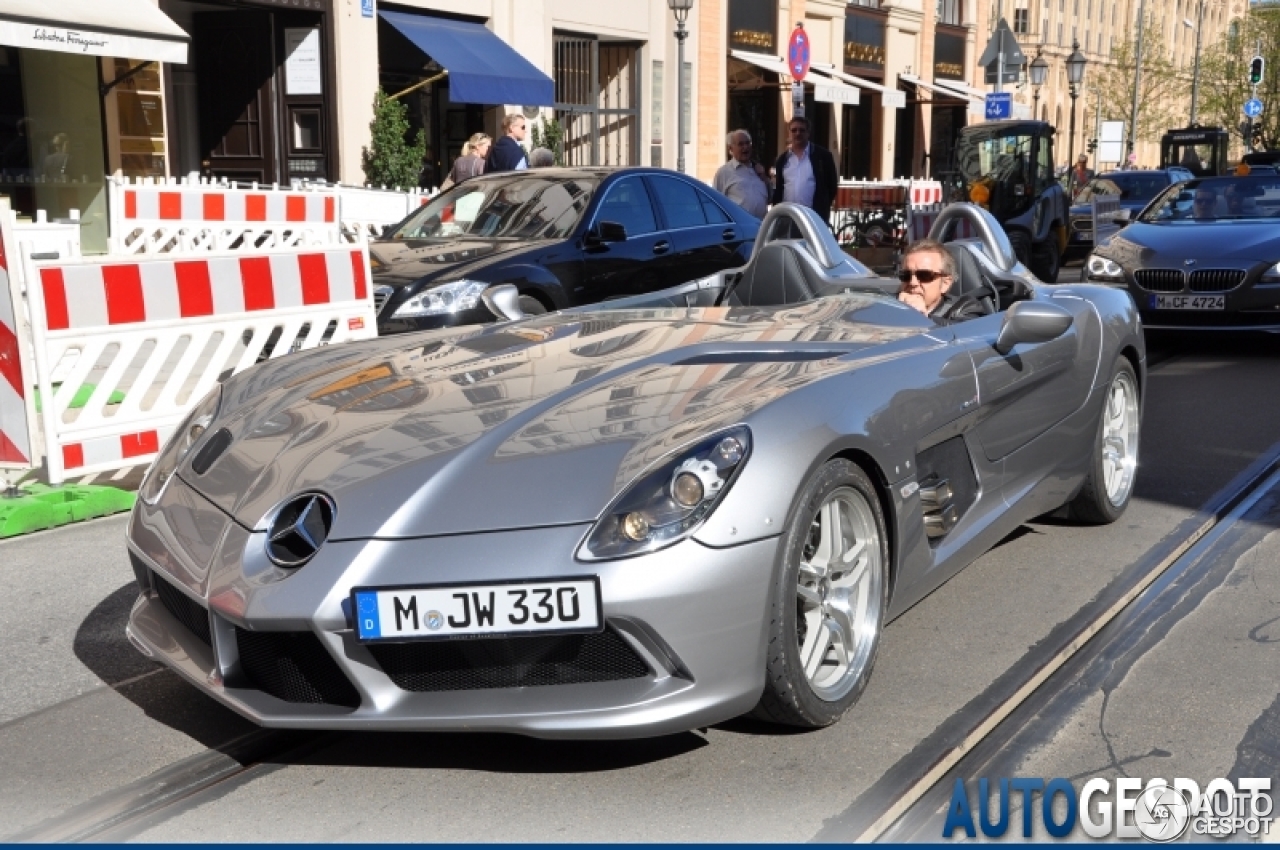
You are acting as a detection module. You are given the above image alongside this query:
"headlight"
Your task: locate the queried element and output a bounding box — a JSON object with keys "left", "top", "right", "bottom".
{"left": 139, "top": 385, "right": 222, "bottom": 506}
{"left": 577, "top": 427, "right": 752, "bottom": 561}
{"left": 391, "top": 279, "right": 488, "bottom": 318}
{"left": 1262, "top": 262, "right": 1280, "bottom": 282}
{"left": 1086, "top": 255, "right": 1125, "bottom": 282}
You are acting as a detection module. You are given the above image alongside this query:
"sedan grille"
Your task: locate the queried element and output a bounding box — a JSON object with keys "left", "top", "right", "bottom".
{"left": 235, "top": 627, "right": 361, "bottom": 709}
{"left": 1134, "top": 269, "right": 1185, "bottom": 293}
{"left": 367, "top": 627, "right": 650, "bottom": 693}
{"left": 1188, "top": 269, "right": 1246, "bottom": 292}
{"left": 152, "top": 570, "right": 211, "bottom": 647}
{"left": 373, "top": 286, "right": 393, "bottom": 315}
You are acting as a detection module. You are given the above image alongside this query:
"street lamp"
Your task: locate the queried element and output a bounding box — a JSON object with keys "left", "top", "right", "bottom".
{"left": 1186, "top": 0, "right": 1206, "bottom": 124}
{"left": 1029, "top": 48, "right": 1049, "bottom": 120}
{"left": 1066, "top": 40, "right": 1087, "bottom": 169}
{"left": 668, "top": 0, "right": 694, "bottom": 173}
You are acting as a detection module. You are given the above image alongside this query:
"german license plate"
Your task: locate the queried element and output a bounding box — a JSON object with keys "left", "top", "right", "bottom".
{"left": 1149, "top": 294, "right": 1225, "bottom": 310}
{"left": 352, "top": 577, "right": 602, "bottom": 643}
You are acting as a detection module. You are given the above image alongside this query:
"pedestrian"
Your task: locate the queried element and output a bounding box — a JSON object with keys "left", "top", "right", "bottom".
{"left": 712, "top": 129, "right": 771, "bottom": 218}
{"left": 485, "top": 113, "right": 529, "bottom": 173}
{"left": 772, "top": 115, "right": 839, "bottom": 224}
{"left": 438, "top": 133, "right": 491, "bottom": 191}
{"left": 529, "top": 147, "right": 555, "bottom": 168}
{"left": 1070, "top": 154, "right": 1094, "bottom": 197}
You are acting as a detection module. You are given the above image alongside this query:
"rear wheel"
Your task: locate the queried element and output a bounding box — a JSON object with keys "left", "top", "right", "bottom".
{"left": 1069, "top": 359, "right": 1140, "bottom": 524}
{"left": 753, "top": 459, "right": 889, "bottom": 728}
{"left": 1030, "top": 231, "right": 1061, "bottom": 282}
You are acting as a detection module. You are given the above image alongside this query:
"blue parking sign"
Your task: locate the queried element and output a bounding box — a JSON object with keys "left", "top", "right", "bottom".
{"left": 984, "top": 92, "right": 1012, "bottom": 120}
{"left": 361, "top": 0, "right": 374, "bottom": 17}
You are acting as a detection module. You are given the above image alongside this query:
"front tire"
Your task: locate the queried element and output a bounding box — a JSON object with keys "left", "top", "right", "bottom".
{"left": 753, "top": 459, "right": 890, "bottom": 728}
{"left": 1069, "top": 359, "right": 1140, "bottom": 524}
{"left": 1007, "top": 228, "right": 1033, "bottom": 271}
{"left": 1030, "top": 231, "right": 1061, "bottom": 282}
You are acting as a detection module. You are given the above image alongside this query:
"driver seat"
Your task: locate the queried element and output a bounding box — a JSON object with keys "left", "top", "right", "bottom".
{"left": 728, "top": 240, "right": 820, "bottom": 307}
{"left": 943, "top": 242, "right": 997, "bottom": 316}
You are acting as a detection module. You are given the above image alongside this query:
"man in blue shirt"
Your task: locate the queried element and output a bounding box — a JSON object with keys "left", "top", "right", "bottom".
{"left": 485, "top": 114, "right": 530, "bottom": 173}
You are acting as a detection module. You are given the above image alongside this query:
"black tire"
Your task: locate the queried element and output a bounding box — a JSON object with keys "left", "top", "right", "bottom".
{"left": 1007, "top": 228, "right": 1033, "bottom": 270}
{"left": 518, "top": 294, "right": 548, "bottom": 316}
{"left": 1069, "top": 359, "right": 1141, "bottom": 524}
{"left": 1030, "top": 231, "right": 1061, "bottom": 282}
{"left": 752, "top": 459, "right": 890, "bottom": 728}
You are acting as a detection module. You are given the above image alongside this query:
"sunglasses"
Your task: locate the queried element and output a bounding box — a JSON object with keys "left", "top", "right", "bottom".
{"left": 897, "top": 269, "right": 948, "bottom": 284}
{"left": 1194, "top": 197, "right": 1214, "bottom": 204}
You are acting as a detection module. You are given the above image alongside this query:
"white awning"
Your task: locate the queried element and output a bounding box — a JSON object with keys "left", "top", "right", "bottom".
{"left": 813, "top": 64, "right": 906, "bottom": 109}
{"left": 0, "top": 0, "right": 189, "bottom": 64}
{"left": 729, "top": 50, "right": 861, "bottom": 106}
{"left": 900, "top": 74, "right": 986, "bottom": 116}
{"left": 934, "top": 79, "right": 989, "bottom": 99}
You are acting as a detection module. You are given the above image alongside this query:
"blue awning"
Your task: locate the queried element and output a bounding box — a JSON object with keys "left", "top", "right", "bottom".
{"left": 379, "top": 11, "right": 555, "bottom": 107}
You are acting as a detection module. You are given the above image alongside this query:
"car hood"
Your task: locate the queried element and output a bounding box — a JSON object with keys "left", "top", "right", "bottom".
{"left": 184, "top": 298, "right": 935, "bottom": 539}
{"left": 370, "top": 238, "right": 551, "bottom": 287}
{"left": 1103, "top": 221, "right": 1280, "bottom": 264}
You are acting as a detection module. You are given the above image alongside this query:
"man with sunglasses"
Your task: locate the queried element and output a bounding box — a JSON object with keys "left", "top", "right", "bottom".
{"left": 1191, "top": 187, "right": 1218, "bottom": 219}
{"left": 771, "top": 115, "right": 839, "bottom": 224}
{"left": 713, "top": 129, "right": 771, "bottom": 218}
{"left": 896, "top": 239, "right": 989, "bottom": 323}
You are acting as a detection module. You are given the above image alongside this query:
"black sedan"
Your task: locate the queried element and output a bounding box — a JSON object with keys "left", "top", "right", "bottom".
{"left": 371, "top": 168, "right": 760, "bottom": 334}
{"left": 1086, "top": 174, "right": 1280, "bottom": 329}
{"left": 1064, "top": 168, "right": 1193, "bottom": 262}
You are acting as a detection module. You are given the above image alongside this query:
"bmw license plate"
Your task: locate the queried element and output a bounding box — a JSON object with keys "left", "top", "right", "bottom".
{"left": 352, "top": 578, "right": 602, "bottom": 643}
{"left": 1149, "top": 294, "right": 1225, "bottom": 310}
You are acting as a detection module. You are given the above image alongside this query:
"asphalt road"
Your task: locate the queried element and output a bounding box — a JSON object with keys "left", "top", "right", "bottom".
{"left": 2, "top": 321, "right": 1279, "bottom": 842}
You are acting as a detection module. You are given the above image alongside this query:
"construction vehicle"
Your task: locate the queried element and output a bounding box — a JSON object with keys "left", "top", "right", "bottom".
{"left": 1159, "top": 126, "right": 1230, "bottom": 176}
{"left": 942, "top": 119, "right": 1068, "bottom": 282}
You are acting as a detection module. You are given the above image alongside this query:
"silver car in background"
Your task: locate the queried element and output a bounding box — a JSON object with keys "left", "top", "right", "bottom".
{"left": 125, "top": 205, "right": 1144, "bottom": 739}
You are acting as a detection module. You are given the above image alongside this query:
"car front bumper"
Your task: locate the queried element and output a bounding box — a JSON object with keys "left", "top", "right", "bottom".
{"left": 125, "top": 477, "right": 779, "bottom": 739}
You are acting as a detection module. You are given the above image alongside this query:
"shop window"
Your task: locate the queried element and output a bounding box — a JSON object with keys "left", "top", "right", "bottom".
{"left": 844, "top": 12, "right": 886, "bottom": 71}
{"left": 290, "top": 108, "right": 322, "bottom": 152}
{"left": 553, "top": 34, "right": 640, "bottom": 167}
{"left": 728, "top": 0, "right": 777, "bottom": 51}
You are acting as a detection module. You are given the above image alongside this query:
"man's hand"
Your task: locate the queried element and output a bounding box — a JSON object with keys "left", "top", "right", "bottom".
{"left": 898, "top": 291, "right": 929, "bottom": 314}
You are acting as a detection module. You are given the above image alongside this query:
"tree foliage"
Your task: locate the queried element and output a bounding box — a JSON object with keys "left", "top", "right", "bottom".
{"left": 361, "top": 88, "right": 427, "bottom": 189}
{"left": 1196, "top": 11, "right": 1280, "bottom": 151}
{"left": 530, "top": 117, "right": 566, "bottom": 166}
{"left": 1091, "top": 16, "right": 1186, "bottom": 147}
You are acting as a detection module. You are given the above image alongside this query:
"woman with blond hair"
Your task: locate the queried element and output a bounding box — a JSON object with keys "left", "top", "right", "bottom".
{"left": 442, "top": 132, "right": 491, "bottom": 189}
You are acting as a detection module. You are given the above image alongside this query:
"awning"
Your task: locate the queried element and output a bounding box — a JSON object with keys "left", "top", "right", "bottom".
{"left": 934, "top": 79, "right": 989, "bottom": 99}
{"left": 813, "top": 64, "right": 906, "bottom": 109}
{"left": 379, "top": 11, "right": 554, "bottom": 107}
{"left": 900, "top": 74, "right": 986, "bottom": 116}
{"left": 728, "top": 50, "right": 860, "bottom": 106}
{"left": 0, "top": 0, "right": 188, "bottom": 63}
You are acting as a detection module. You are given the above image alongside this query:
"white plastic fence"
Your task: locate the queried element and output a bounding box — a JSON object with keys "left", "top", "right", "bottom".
{"left": 314, "top": 183, "right": 436, "bottom": 241}
{"left": 0, "top": 204, "right": 36, "bottom": 475}
{"left": 1091, "top": 194, "right": 1124, "bottom": 247}
{"left": 14, "top": 210, "right": 82, "bottom": 261}
{"left": 108, "top": 177, "right": 342, "bottom": 255}
{"left": 23, "top": 243, "right": 377, "bottom": 483}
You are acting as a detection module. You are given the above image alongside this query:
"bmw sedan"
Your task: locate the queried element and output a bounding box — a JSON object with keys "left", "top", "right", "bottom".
{"left": 1085, "top": 174, "right": 1280, "bottom": 329}
{"left": 371, "top": 168, "right": 760, "bottom": 334}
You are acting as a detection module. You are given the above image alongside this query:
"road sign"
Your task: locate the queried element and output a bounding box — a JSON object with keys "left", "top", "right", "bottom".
{"left": 979, "top": 19, "right": 1025, "bottom": 85}
{"left": 984, "top": 92, "right": 1012, "bottom": 120}
{"left": 1245, "top": 98, "right": 1264, "bottom": 118}
{"left": 361, "top": 0, "right": 373, "bottom": 17}
{"left": 788, "top": 25, "right": 810, "bottom": 82}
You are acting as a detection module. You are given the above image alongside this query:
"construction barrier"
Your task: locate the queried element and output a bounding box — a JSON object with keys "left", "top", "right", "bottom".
{"left": 0, "top": 201, "right": 37, "bottom": 476}
{"left": 1091, "top": 193, "right": 1124, "bottom": 247}
{"left": 317, "top": 184, "right": 436, "bottom": 242}
{"left": 24, "top": 243, "right": 376, "bottom": 483}
{"left": 109, "top": 177, "right": 341, "bottom": 255}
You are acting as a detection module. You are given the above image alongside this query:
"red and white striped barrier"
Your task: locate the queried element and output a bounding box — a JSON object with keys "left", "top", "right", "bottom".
{"left": 109, "top": 178, "right": 342, "bottom": 255}
{"left": 25, "top": 244, "right": 376, "bottom": 483}
{"left": 910, "top": 181, "right": 944, "bottom": 206}
{"left": 0, "top": 203, "right": 37, "bottom": 474}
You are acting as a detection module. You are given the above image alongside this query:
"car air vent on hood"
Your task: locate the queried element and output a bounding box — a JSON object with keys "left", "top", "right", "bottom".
{"left": 190, "top": 428, "right": 233, "bottom": 475}
{"left": 673, "top": 350, "right": 849, "bottom": 366}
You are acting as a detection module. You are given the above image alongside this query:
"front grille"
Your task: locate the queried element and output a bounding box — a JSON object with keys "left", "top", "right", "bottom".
{"left": 235, "top": 628, "right": 361, "bottom": 709}
{"left": 152, "top": 570, "right": 211, "bottom": 647}
{"left": 1134, "top": 269, "right": 1185, "bottom": 293}
{"left": 1189, "top": 269, "right": 1247, "bottom": 292}
{"left": 373, "top": 286, "right": 393, "bottom": 315}
{"left": 367, "top": 627, "right": 650, "bottom": 693}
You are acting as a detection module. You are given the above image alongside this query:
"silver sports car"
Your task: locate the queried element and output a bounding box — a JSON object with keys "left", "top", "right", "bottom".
{"left": 125, "top": 204, "right": 1144, "bottom": 739}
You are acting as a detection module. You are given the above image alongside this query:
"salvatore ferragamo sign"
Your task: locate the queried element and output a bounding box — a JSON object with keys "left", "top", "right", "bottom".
{"left": 0, "top": 19, "right": 188, "bottom": 64}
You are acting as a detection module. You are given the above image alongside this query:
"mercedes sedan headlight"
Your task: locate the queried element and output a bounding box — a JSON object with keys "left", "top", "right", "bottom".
{"left": 139, "top": 385, "right": 222, "bottom": 506}
{"left": 578, "top": 427, "right": 752, "bottom": 561}
{"left": 392, "top": 279, "right": 488, "bottom": 317}
{"left": 1086, "top": 255, "right": 1125, "bottom": 283}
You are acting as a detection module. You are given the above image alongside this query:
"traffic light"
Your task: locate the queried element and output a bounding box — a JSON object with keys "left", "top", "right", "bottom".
{"left": 1087, "top": 138, "right": 1098, "bottom": 154}
{"left": 1250, "top": 56, "right": 1265, "bottom": 86}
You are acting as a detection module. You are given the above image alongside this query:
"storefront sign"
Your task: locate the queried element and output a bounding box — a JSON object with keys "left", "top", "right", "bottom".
{"left": 0, "top": 21, "right": 188, "bottom": 64}
{"left": 815, "top": 82, "right": 859, "bottom": 105}
{"left": 285, "top": 28, "right": 323, "bottom": 96}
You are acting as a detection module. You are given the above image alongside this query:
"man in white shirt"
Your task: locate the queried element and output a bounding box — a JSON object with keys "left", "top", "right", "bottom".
{"left": 771, "top": 115, "right": 839, "bottom": 223}
{"left": 712, "top": 129, "right": 772, "bottom": 218}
